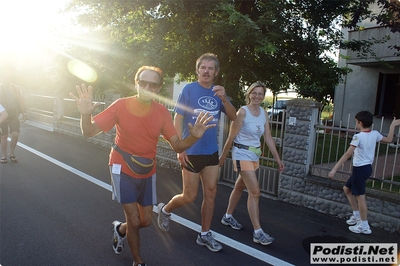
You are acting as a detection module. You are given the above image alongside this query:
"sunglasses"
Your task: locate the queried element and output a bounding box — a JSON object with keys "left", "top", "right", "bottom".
{"left": 138, "top": 80, "right": 160, "bottom": 90}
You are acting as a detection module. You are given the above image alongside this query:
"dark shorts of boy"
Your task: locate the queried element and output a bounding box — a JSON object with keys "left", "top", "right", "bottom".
{"left": 0, "top": 115, "right": 20, "bottom": 135}
{"left": 345, "top": 164, "right": 372, "bottom": 196}
{"left": 182, "top": 151, "right": 219, "bottom": 173}
{"left": 110, "top": 167, "right": 156, "bottom": 206}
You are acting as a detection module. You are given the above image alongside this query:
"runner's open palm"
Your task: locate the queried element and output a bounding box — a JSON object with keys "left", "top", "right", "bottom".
{"left": 188, "top": 111, "right": 215, "bottom": 139}
{"left": 69, "top": 84, "right": 101, "bottom": 115}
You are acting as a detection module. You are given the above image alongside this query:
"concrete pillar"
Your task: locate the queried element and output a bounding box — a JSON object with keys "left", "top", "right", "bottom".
{"left": 279, "top": 99, "right": 321, "bottom": 200}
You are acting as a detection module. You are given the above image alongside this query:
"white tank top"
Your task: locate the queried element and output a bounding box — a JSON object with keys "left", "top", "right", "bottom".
{"left": 232, "top": 106, "right": 266, "bottom": 161}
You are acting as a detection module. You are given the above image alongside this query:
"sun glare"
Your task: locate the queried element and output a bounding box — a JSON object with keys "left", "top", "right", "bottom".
{"left": 0, "top": 0, "right": 75, "bottom": 69}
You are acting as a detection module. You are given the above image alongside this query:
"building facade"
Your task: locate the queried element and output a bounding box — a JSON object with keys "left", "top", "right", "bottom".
{"left": 334, "top": 4, "right": 400, "bottom": 131}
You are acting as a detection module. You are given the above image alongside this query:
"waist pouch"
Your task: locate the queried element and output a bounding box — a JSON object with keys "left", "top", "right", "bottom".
{"left": 112, "top": 143, "right": 154, "bottom": 176}
{"left": 233, "top": 142, "right": 262, "bottom": 156}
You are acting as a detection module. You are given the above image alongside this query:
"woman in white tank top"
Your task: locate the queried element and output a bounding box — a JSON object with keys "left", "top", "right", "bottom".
{"left": 219, "top": 81, "right": 284, "bottom": 245}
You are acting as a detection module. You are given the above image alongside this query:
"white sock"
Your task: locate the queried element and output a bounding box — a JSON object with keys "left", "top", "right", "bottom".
{"left": 201, "top": 231, "right": 210, "bottom": 236}
{"left": 254, "top": 228, "right": 263, "bottom": 235}
{"left": 353, "top": 210, "right": 360, "bottom": 218}
{"left": 225, "top": 213, "right": 232, "bottom": 219}
{"left": 162, "top": 207, "right": 171, "bottom": 216}
{"left": 361, "top": 220, "right": 369, "bottom": 228}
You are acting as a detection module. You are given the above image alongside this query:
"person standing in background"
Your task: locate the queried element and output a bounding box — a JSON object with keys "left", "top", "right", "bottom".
{"left": 0, "top": 104, "right": 9, "bottom": 125}
{"left": 0, "top": 71, "right": 26, "bottom": 163}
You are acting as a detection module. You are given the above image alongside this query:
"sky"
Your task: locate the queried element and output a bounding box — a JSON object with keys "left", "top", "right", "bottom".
{"left": 0, "top": 0, "right": 74, "bottom": 45}
{"left": 0, "top": 0, "right": 77, "bottom": 69}
{"left": 0, "top": 0, "right": 101, "bottom": 82}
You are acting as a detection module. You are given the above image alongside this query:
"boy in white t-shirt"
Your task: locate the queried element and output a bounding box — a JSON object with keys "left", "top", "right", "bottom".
{"left": 0, "top": 104, "right": 9, "bottom": 126}
{"left": 328, "top": 111, "right": 400, "bottom": 234}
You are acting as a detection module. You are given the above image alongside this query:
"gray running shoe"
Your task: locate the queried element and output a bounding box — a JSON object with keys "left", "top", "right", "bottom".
{"left": 346, "top": 215, "right": 360, "bottom": 225}
{"left": 349, "top": 221, "right": 372, "bottom": 234}
{"left": 221, "top": 215, "right": 243, "bottom": 230}
{"left": 157, "top": 203, "right": 171, "bottom": 232}
{"left": 196, "top": 232, "right": 223, "bottom": 252}
{"left": 253, "top": 231, "right": 274, "bottom": 246}
{"left": 112, "top": 220, "right": 125, "bottom": 254}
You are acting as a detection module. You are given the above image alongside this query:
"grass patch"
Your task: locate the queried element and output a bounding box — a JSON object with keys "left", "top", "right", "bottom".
{"left": 314, "top": 134, "right": 350, "bottom": 164}
{"left": 314, "top": 133, "right": 399, "bottom": 165}
{"left": 367, "top": 175, "right": 400, "bottom": 193}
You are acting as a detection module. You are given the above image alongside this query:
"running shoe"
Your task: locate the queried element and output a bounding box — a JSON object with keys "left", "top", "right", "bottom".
{"left": 221, "top": 215, "right": 243, "bottom": 230}
{"left": 349, "top": 222, "right": 372, "bottom": 234}
{"left": 196, "top": 232, "right": 223, "bottom": 252}
{"left": 157, "top": 203, "right": 171, "bottom": 232}
{"left": 133, "top": 262, "right": 147, "bottom": 266}
{"left": 112, "top": 220, "right": 125, "bottom": 254}
{"left": 346, "top": 215, "right": 360, "bottom": 225}
{"left": 253, "top": 231, "right": 275, "bottom": 245}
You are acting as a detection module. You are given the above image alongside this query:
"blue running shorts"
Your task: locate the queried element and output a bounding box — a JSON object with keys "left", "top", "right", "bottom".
{"left": 110, "top": 167, "right": 156, "bottom": 205}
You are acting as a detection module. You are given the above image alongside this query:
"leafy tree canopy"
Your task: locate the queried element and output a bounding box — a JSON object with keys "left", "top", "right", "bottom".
{"left": 64, "top": 0, "right": 399, "bottom": 107}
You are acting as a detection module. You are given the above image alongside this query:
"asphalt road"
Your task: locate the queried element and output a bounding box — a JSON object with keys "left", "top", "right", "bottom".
{"left": 1, "top": 123, "right": 399, "bottom": 266}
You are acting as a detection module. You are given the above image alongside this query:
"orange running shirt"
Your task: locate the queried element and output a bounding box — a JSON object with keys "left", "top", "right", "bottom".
{"left": 93, "top": 96, "right": 177, "bottom": 178}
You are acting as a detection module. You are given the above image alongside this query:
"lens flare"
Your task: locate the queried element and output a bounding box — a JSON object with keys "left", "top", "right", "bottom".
{"left": 68, "top": 59, "right": 98, "bottom": 83}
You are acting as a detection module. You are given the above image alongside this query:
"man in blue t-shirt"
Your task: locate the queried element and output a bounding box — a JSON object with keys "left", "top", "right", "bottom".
{"left": 157, "top": 53, "right": 236, "bottom": 252}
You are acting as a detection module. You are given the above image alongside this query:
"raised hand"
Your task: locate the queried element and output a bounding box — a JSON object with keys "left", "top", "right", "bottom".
{"left": 391, "top": 117, "right": 400, "bottom": 127}
{"left": 69, "top": 84, "right": 101, "bottom": 115}
{"left": 188, "top": 111, "right": 215, "bottom": 139}
{"left": 212, "top": 85, "right": 228, "bottom": 102}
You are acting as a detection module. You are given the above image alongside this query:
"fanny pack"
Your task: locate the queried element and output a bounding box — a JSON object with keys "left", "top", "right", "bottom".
{"left": 112, "top": 143, "right": 154, "bottom": 176}
{"left": 233, "top": 142, "right": 262, "bottom": 156}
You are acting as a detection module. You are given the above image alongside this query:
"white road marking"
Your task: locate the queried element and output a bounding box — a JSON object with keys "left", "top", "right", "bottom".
{"left": 17, "top": 141, "right": 112, "bottom": 191}
{"left": 18, "top": 141, "right": 294, "bottom": 266}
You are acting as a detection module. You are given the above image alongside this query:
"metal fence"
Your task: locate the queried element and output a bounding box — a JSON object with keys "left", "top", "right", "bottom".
{"left": 312, "top": 113, "right": 400, "bottom": 193}
{"left": 25, "top": 92, "right": 106, "bottom": 125}
{"left": 61, "top": 96, "right": 106, "bottom": 122}
{"left": 24, "top": 92, "right": 399, "bottom": 195}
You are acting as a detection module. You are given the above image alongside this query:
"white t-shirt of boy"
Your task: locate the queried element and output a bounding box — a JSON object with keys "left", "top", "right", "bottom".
{"left": 350, "top": 130, "right": 383, "bottom": 167}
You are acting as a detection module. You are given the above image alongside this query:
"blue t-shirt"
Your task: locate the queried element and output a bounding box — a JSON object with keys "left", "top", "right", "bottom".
{"left": 174, "top": 81, "right": 227, "bottom": 155}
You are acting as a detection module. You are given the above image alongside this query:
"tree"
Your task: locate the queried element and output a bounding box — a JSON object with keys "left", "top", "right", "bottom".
{"left": 64, "top": 0, "right": 399, "bottom": 107}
